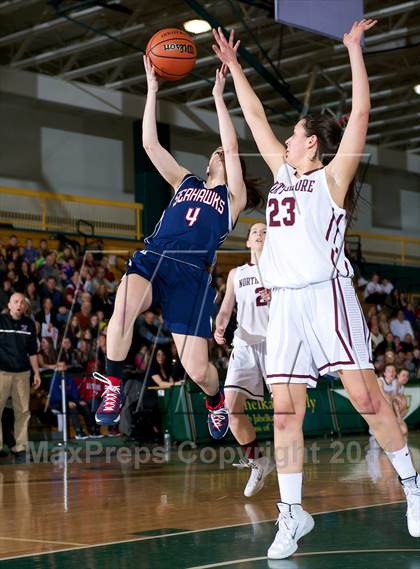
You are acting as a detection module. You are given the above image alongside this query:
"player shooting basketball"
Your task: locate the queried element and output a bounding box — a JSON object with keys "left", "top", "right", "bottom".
{"left": 213, "top": 19, "right": 419, "bottom": 559}
{"left": 93, "top": 56, "right": 264, "bottom": 440}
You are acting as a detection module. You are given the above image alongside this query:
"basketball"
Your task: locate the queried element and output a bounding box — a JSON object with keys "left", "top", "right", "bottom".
{"left": 146, "top": 28, "right": 197, "bottom": 81}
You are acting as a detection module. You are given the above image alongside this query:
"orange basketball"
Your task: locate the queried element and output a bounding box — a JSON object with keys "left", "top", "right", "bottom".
{"left": 146, "top": 28, "right": 197, "bottom": 82}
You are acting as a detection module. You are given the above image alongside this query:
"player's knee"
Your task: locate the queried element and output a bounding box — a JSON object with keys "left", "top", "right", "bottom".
{"left": 188, "top": 365, "right": 208, "bottom": 386}
{"left": 273, "top": 411, "right": 304, "bottom": 432}
{"left": 353, "top": 393, "right": 383, "bottom": 415}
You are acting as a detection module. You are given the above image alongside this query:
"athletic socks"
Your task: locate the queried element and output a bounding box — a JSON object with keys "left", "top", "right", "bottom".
{"left": 277, "top": 472, "right": 303, "bottom": 505}
{"left": 242, "top": 439, "right": 263, "bottom": 460}
{"left": 206, "top": 388, "right": 222, "bottom": 409}
{"left": 106, "top": 358, "right": 124, "bottom": 380}
{"left": 385, "top": 444, "right": 417, "bottom": 480}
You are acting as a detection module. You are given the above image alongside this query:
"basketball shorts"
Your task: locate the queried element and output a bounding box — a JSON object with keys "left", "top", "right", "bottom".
{"left": 266, "top": 277, "right": 373, "bottom": 388}
{"left": 126, "top": 249, "right": 216, "bottom": 338}
{"left": 225, "top": 341, "right": 267, "bottom": 400}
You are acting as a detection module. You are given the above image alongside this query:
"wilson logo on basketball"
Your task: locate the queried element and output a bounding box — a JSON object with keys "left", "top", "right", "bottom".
{"left": 163, "top": 43, "right": 194, "bottom": 54}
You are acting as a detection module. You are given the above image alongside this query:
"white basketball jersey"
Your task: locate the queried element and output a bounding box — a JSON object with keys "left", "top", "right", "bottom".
{"left": 233, "top": 263, "right": 269, "bottom": 346}
{"left": 260, "top": 164, "right": 354, "bottom": 288}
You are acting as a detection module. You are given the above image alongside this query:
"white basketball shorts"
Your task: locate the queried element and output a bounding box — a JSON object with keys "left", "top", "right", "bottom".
{"left": 225, "top": 341, "right": 267, "bottom": 400}
{"left": 266, "top": 277, "right": 373, "bottom": 388}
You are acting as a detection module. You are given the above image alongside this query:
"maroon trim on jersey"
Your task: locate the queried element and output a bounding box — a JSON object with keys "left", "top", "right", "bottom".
{"left": 293, "top": 167, "right": 324, "bottom": 177}
{"left": 336, "top": 278, "right": 353, "bottom": 348}
{"left": 330, "top": 249, "right": 338, "bottom": 278}
{"left": 318, "top": 360, "right": 359, "bottom": 372}
{"left": 325, "top": 209, "right": 335, "bottom": 241}
{"left": 332, "top": 279, "right": 354, "bottom": 364}
{"left": 267, "top": 373, "right": 318, "bottom": 382}
{"left": 247, "top": 262, "right": 255, "bottom": 266}
{"left": 344, "top": 260, "right": 350, "bottom": 277}
{"left": 333, "top": 214, "right": 344, "bottom": 243}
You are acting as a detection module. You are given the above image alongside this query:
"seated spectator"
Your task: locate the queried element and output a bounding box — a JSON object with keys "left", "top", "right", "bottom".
{"left": 60, "top": 337, "right": 75, "bottom": 368}
{"left": 5, "top": 235, "right": 19, "bottom": 262}
{"left": 38, "top": 337, "right": 58, "bottom": 370}
{"left": 22, "top": 239, "right": 38, "bottom": 264}
{"left": 370, "top": 320, "right": 384, "bottom": 352}
{"left": 364, "top": 273, "right": 385, "bottom": 304}
{"left": 404, "top": 352, "right": 416, "bottom": 374}
{"left": 40, "top": 276, "right": 63, "bottom": 310}
{"left": 149, "top": 349, "right": 174, "bottom": 389}
{"left": 36, "top": 298, "right": 57, "bottom": 328}
{"left": 381, "top": 278, "right": 394, "bottom": 296}
{"left": 91, "top": 285, "right": 113, "bottom": 319}
{"left": 15, "top": 261, "right": 35, "bottom": 293}
{"left": 73, "top": 339, "right": 93, "bottom": 369}
{"left": 378, "top": 312, "right": 390, "bottom": 336}
{"left": 384, "top": 349, "right": 396, "bottom": 365}
{"left": 67, "top": 315, "right": 82, "bottom": 348}
{"left": 134, "top": 345, "right": 150, "bottom": 373}
{"left": 38, "top": 252, "right": 61, "bottom": 283}
{"left": 390, "top": 310, "right": 414, "bottom": 341}
{"left": 0, "top": 279, "right": 12, "bottom": 310}
{"left": 91, "top": 266, "right": 114, "bottom": 294}
{"left": 74, "top": 361, "right": 103, "bottom": 437}
{"left": 135, "top": 310, "right": 171, "bottom": 348}
{"left": 49, "top": 364, "right": 96, "bottom": 439}
{"left": 403, "top": 303, "right": 416, "bottom": 326}
{"left": 75, "top": 300, "right": 92, "bottom": 331}
{"left": 89, "top": 314, "right": 100, "bottom": 337}
{"left": 401, "top": 334, "right": 414, "bottom": 353}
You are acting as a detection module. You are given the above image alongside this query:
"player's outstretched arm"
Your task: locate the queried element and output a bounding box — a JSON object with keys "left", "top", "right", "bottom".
{"left": 326, "top": 19, "right": 377, "bottom": 207}
{"left": 214, "top": 268, "right": 236, "bottom": 345}
{"left": 213, "top": 65, "right": 247, "bottom": 222}
{"left": 212, "top": 28, "right": 286, "bottom": 178}
{"left": 142, "top": 55, "right": 189, "bottom": 190}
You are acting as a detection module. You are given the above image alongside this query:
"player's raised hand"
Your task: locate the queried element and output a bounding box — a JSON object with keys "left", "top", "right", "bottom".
{"left": 214, "top": 324, "right": 226, "bottom": 345}
{"left": 212, "top": 28, "right": 240, "bottom": 67}
{"left": 212, "top": 65, "right": 228, "bottom": 98}
{"left": 343, "top": 19, "right": 377, "bottom": 48}
{"left": 143, "top": 55, "right": 160, "bottom": 93}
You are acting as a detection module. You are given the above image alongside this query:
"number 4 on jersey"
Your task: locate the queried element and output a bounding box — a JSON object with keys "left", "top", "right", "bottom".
{"left": 186, "top": 207, "right": 201, "bottom": 227}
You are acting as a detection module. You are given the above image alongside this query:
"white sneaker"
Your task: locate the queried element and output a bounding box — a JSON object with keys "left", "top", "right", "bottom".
{"left": 267, "top": 503, "right": 314, "bottom": 559}
{"left": 402, "top": 474, "right": 420, "bottom": 537}
{"left": 233, "top": 456, "right": 276, "bottom": 497}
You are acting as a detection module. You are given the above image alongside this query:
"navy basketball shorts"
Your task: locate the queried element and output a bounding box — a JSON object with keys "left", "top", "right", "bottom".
{"left": 126, "top": 249, "right": 216, "bottom": 338}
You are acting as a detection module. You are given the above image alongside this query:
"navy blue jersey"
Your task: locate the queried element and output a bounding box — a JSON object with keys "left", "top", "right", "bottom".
{"left": 144, "top": 174, "right": 232, "bottom": 266}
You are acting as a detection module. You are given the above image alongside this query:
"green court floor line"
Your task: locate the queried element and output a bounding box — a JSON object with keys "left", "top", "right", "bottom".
{"left": 1, "top": 503, "right": 419, "bottom": 569}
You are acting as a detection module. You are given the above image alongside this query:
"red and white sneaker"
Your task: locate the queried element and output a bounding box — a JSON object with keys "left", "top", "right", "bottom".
{"left": 206, "top": 389, "right": 229, "bottom": 440}
{"left": 93, "top": 372, "right": 124, "bottom": 425}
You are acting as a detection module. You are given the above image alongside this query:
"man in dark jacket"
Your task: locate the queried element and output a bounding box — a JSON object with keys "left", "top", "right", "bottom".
{"left": 0, "top": 292, "right": 41, "bottom": 463}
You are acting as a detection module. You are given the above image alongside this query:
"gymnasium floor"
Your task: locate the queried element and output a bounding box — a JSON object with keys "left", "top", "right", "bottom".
{"left": 1, "top": 434, "right": 419, "bottom": 568}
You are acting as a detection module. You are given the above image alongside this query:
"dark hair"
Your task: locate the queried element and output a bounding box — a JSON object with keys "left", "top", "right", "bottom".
{"left": 239, "top": 157, "right": 266, "bottom": 211}
{"left": 302, "top": 115, "right": 359, "bottom": 223}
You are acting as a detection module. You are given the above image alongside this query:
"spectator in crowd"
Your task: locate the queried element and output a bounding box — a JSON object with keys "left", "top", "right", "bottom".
{"left": 404, "top": 303, "right": 416, "bottom": 326}
{"left": 49, "top": 365, "right": 96, "bottom": 439}
{"left": 5, "top": 235, "right": 19, "bottom": 262}
{"left": 390, "top": 310, "right": 414, "bottom": 341}
{"left": 91, "top": 285, "right": 113, "bottom": 318}
{"left": 401, "top": 334, "right": 415, "bottom": 353}
{"left": 0, "top": 278, "right": 12, "bottom": 310}
{"left": 60, "top": 337, "right": 75, "bottom": 368}
{"left": 75, "top": 301, "right": 92, "bottom": 331}
{"left": 40, "top": 276, "right": 63, "bottom": 310}
{"left": 370, "top": 319, "right": 384, "bottom": 352}
{"left": 25, "top": 282, "right": 40, "bottom": 315}
{"left": 74, "top": 361, "right": 103, "bottom": 437}
{"left": 135, "top": 310, "right": 171, "bottom": 348}
{"left": 38, "top": 337, "right": 58, "bottom": 370}
{"left": 149, "top": 349, "right": 175, "bottom": 389}
{"left": 0, "top": 292, "right": 41, "bottom": 463}
{"left": 68, "top": 315, "right": 82, "bottom": 348}
{"left": 381, "top": 278, "right": 394, "bottom": 296}
{"left": 38, "top": 252, "right": 61, "bottom": 283}
{"left": 22, "top": 239, "right": 38, "bottom": 264}
{"left": 364, "top": 273, "right": 386, "bottom": 304}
